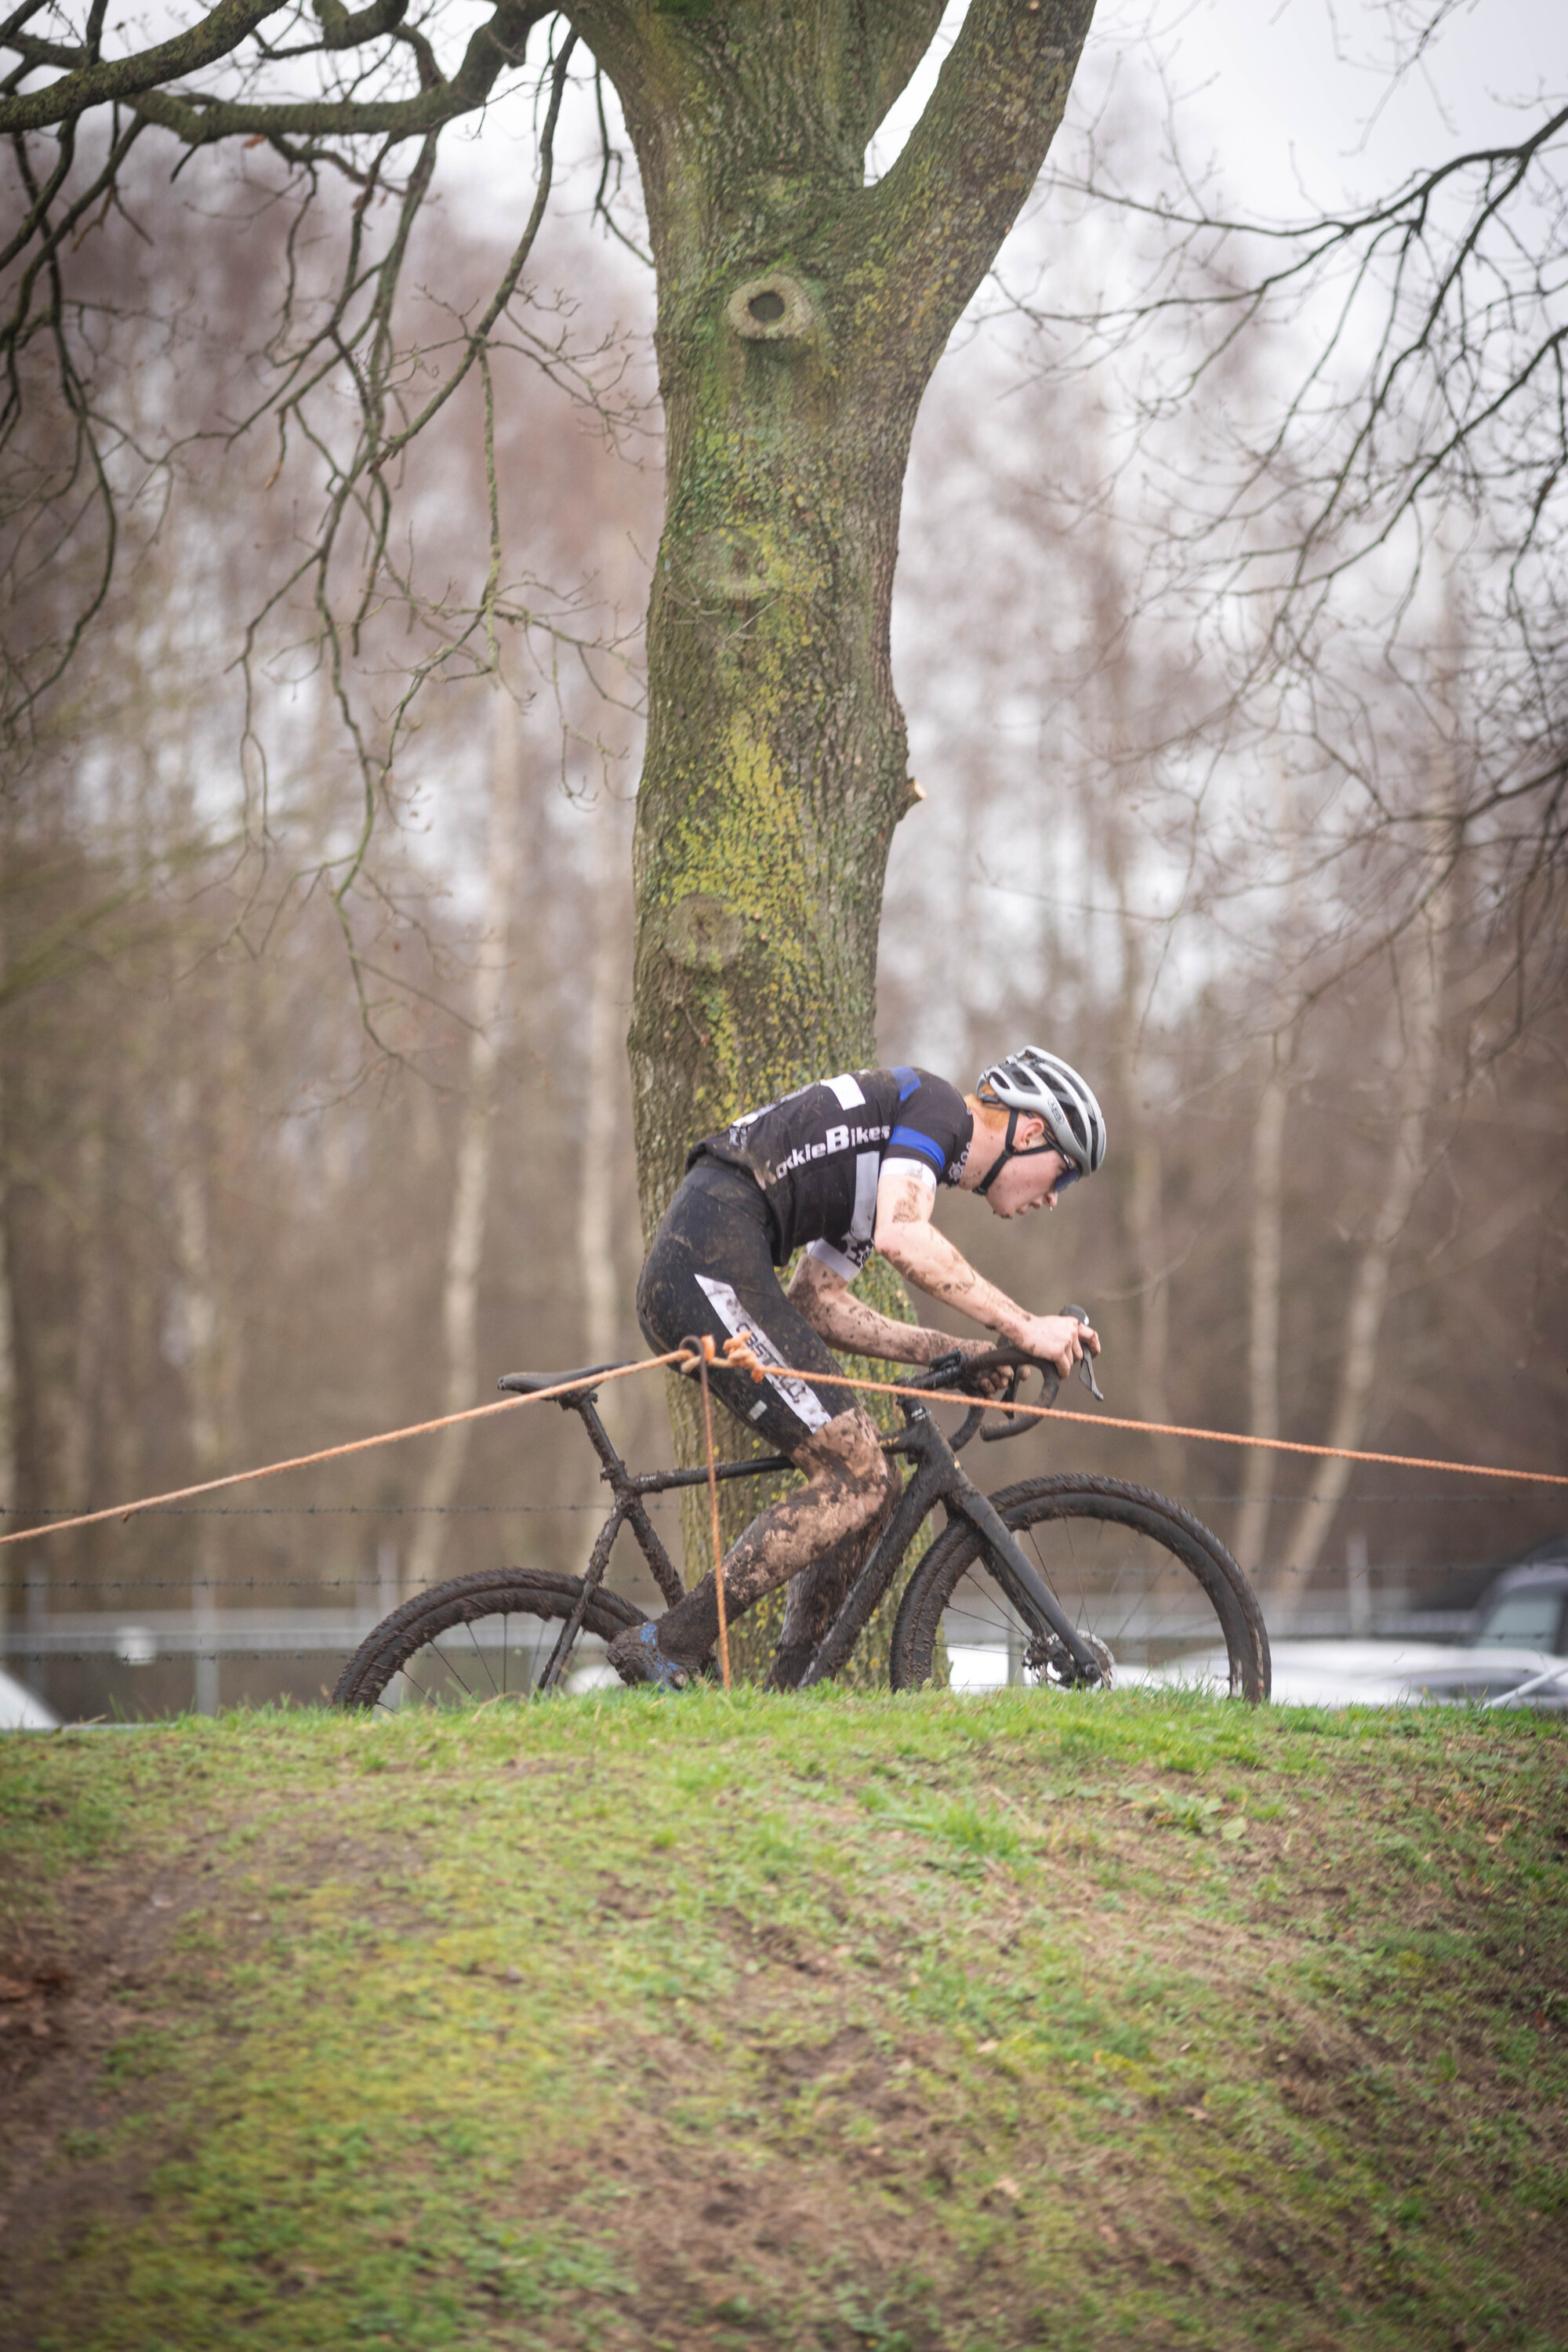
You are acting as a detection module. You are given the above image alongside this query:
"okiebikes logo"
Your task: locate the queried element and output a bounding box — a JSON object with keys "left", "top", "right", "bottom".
{"left": 774, "top": 1121, "right": 890, "bottom": 1176}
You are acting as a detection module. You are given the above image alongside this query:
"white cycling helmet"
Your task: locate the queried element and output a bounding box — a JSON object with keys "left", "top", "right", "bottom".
{"left": 973, "top": 1047, "right": 1107, "bottom": 1194}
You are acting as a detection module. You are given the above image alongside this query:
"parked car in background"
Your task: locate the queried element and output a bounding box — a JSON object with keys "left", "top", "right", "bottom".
{"left": 0, "top": 1665, "right": 59, "bottom": 1730}
{"left": 1465, "top": 1543, "right": 1568, "bottom": 1653}
{"left": 1260, "top": 1637, "right": 1568, "bottom": 1710}
{"left": 1138, "top": 1536, "right": 1568, "bottom": 1711}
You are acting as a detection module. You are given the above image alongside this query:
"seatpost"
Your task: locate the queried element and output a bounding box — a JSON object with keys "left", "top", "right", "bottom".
{"left": 568, "top": 1392, "right": 636, "bottom": 1494}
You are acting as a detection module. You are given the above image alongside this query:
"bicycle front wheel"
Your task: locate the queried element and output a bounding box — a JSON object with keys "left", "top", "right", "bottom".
{"left": 889, "top": 1475, "right": 1269, "bottom": 1703}
{"left": 332, "top": 1570, "right": 647, "bottom": 1712}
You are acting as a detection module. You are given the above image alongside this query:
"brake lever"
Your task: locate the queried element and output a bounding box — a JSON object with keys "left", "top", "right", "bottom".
{"left": 1062, "top": 1302, "right": 1105, "bottom": 1402}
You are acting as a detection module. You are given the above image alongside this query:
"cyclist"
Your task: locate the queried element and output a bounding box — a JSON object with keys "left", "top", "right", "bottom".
{"left": 607, "top": 1047, "right": 1106, "bottom": 1691}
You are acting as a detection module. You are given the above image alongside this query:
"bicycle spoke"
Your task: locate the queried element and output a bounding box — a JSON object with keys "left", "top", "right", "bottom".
{"left": 429, "top": 1642, "right": 476, "bottom": 1700}
{"left": 913, "top": 1487, "right": 1257, "bottom": 1699}
{"left": 333, "top": 1563, "right": 655, "bottom": 1714}
{"left": 466, "top": 1617, "right": 499, "bottom": 1697}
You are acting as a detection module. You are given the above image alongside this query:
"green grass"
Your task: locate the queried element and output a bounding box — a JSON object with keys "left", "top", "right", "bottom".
{"left": 1, "top": 1690, "right": 1564, "bottom": 2350}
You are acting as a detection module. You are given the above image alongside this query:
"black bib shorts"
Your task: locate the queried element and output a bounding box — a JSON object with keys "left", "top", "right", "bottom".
{"left": 636, "top": 1164, "right": 851, "bottom": 1454}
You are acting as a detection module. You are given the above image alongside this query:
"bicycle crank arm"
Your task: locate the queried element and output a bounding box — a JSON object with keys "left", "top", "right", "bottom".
{"left": 949, "top": 1487, "right": 1105, "bottom": 1684}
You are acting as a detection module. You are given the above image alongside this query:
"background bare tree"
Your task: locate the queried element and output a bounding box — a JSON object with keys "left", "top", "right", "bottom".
{"left": 1014, "top": 1, "right": 1568, "bottom": 1031}
{"left": 2, "top": 5, "right": 1563, "bottom": 1710}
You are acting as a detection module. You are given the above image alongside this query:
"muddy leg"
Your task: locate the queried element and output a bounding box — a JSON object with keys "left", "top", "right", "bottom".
{"left": 766, "top": 1465, "right": 900, "bottom": 1691}
{"left": 641, "top": 1407, "right": 898, "bottom": 1674}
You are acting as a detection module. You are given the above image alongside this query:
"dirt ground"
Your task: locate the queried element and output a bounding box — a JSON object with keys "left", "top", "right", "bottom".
{"left": 2, "top": 1694, "right": 1565, "bottom": 2351}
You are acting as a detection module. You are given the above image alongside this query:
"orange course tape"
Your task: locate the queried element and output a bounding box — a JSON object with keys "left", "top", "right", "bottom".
{"left": 710, "top": 1337, "right": 1568, "bottom": 1490}
{"left": 0, "top": 1352, "right": 695, "bottom": 1552}
{"left": 2, "top": 1338, "right": 1563, "bottom": 1555}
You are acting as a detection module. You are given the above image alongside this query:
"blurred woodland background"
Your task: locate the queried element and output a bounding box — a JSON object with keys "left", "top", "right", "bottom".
{"left": 2, "top": 2, "right": 1564, "bottom": 1711}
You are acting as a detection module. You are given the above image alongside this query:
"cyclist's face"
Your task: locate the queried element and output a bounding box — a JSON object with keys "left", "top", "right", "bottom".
{"left": 987, "top": 1141, "right": 1073, "bottom": 1218}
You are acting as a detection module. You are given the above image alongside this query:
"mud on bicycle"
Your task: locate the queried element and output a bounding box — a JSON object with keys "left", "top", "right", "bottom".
{"left": 333, "top": 1339, "right": 1272, "bottom": 1711}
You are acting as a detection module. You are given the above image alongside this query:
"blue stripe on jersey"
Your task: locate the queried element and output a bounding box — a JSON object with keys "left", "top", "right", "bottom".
{"left": 888, "top": 1124, "right": 946, "bottom": 1171}
{"left": 891, "top": 1064, "right": 920, "bottom": 1101}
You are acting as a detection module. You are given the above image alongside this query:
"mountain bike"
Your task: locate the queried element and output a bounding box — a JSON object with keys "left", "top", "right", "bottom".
{"left": 332, "top": 1337, "right": 1271, "bottom": 1710}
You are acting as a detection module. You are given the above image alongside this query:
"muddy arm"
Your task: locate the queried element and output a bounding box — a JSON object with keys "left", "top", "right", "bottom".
{"left": 786, "top": 1252, "right": 964, "bottom": 1368}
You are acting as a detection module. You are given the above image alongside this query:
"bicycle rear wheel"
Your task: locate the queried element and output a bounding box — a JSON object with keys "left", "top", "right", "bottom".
{"left": 332, "top": 1570, "right": 646, "bottom": 1712}
{"left": 889, "top": 1475, "right": 1269, "bottom": 1702}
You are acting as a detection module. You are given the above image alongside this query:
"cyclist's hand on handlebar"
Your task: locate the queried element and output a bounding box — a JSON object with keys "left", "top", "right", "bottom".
{"left": 948, "top": 1338, "right": 1011, "bottom": 1398}
{"left": 1014, "top": 1313, "right": 1100, "bottom": 1380}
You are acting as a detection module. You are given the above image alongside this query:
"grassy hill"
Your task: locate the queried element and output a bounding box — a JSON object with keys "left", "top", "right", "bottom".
{"left": 1, "top": 1690, "right": 1563, "bottom": 2351}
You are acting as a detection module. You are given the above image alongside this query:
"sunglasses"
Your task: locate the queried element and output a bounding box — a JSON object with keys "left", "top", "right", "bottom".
{"left": 1018, "top": 1140, "right": 1081, "bottom": 1189}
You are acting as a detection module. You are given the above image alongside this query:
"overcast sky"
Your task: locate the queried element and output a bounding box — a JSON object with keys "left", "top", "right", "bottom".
{"left": 876, "top": 0, "right": 1559, "bottom": 216}
{"left": 449, "top": 0, "right": 1561, "bottom": 381}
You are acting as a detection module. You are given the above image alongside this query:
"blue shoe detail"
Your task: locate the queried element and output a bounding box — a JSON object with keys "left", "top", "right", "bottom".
{"left": 609, "top": 1622, "right": 691, "bottom": 1690}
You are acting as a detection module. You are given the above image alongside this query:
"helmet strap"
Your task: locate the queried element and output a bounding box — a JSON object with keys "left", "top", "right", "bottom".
{"left": 974, "top": 1105, "right": 1018, "bottom": 1195}
{"left": 974, "top": 1105, "right": 1065, "bottom": 1196}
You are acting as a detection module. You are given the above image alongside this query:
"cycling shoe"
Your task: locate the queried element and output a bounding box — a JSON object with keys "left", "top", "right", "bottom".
{"left": 606, "top": 1621, "right": 695, "bottom": 1691}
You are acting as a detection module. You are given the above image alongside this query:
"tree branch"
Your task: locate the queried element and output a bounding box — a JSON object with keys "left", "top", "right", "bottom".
{"left": 2, "top": 0, "right": 550, "bottom": 142}
{"left": 858, "top": 0, "right": 948, "bottom": 141}
{"left": 0, "top": 0, "right": 292, "bottom": 134}
{"left": 368, "top": 31, "right": 575, "bottom": 470}
{"left": 861, "top": 0, "right": 1095, "bottom": 371}
{"left": 126, "top": 0, "right": 546, "bottom": 147}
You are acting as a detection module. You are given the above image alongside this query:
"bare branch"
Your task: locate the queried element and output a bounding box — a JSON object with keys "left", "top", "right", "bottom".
{"left": 1, "top": 0, "right": 292, "bottom": 135}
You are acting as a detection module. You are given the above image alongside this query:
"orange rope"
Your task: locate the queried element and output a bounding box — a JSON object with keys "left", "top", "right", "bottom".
{"left": 3, "top": 1333, "right": 1563, "bottom": 1557}
{"left": 0, "top": 1352, "right": 692, "bottom": 1551}
{"left": 691, "top": 1338, "right": 731, "bottom": 1691}
{"left": 716, "top": 1348, "right": 1568, "bottom": 1490}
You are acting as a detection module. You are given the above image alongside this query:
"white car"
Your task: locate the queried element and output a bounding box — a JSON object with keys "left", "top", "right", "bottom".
{"left": 0, "top": 1665, "right": 59, "bottom": 1730}
{"left": 1146, "top": 1546, "right": 1568, "bottom": 1709}
{"left": 949, "top": 1544, "right": 1568, "bottom": 1708}
{"left": 1137, "top": 1639, "right": 1568, "bottom": 1709}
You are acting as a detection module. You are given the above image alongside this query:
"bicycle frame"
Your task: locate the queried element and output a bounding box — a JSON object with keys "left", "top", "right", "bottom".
{"left": 798, "top": 1398, "right": 1102, "bottom": 1686}
{"left": 525, "top": 1370, "right": 1104, "bottom": 1693}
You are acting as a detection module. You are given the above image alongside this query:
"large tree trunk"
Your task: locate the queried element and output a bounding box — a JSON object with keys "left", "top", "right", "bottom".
{"left": 572, "top": 0, "right": 1097, "bottom": 1234}
{"left": 577, "top": 792, "right": 630, "bottom": 1367}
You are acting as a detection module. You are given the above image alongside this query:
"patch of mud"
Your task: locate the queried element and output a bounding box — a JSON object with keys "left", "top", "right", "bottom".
{"left": 0, "top": 1850, "right": 215, "bottom": 2343}
{"left": 0, "top": 1797, "right": 423, "bottom": 2350}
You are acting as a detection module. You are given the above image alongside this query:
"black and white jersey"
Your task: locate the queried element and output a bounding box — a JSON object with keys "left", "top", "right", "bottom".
{"left": 688, "top": 1065, "right": 972, "bottom": 1272}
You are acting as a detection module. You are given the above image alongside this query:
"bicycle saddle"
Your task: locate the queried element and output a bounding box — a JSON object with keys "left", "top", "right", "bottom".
{"left": 497, "top": 1362, "right": 628, "bottom": 1396}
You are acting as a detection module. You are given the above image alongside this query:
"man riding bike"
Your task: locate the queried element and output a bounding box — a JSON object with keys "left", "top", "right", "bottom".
{"left": 607, "top": 1047, "right": 1106, "bottom": 1691}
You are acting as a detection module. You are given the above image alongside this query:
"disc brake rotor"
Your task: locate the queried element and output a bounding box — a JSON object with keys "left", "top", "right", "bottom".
{"left": 1024, "top": 1628, "right": 1116, "bottom": 1690}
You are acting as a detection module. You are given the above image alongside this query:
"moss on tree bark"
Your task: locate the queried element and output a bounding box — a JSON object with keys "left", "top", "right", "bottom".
{"left": 561, "top": 0, "right": 1095, "bottom": 1628}
{"left": 568, "top": 0, "right": 1097, "bottom": 1231}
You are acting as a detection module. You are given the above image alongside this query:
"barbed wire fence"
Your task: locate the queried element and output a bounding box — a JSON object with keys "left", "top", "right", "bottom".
{"left": 3, "top": 1491, "right": 1544, "bottom": 1706}
{"left": 2, "top": 1343, "right": 1562, "bottom": 1710}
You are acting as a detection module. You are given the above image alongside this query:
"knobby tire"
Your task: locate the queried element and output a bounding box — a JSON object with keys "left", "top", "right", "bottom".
{"left": 332, "top": 1570, "right": 645, "bottom": 1711}
{"left": 889, "top": 1474, "right": 1269, "bottom": 1703}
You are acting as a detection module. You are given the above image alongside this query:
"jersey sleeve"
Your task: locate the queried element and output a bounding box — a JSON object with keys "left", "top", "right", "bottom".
{"left": 880, "top": 1069, "right": 973, "bottom": 1187}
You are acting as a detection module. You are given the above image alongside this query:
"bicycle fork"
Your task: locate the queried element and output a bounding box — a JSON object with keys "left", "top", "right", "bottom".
{"left": 798, "top": 1406, "right": 1105, "bottom": 1690}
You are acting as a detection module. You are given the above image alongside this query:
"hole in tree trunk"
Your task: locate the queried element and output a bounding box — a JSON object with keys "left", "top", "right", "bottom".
{"left": 726, "top": 274, "right": 815, "bottom": 344}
